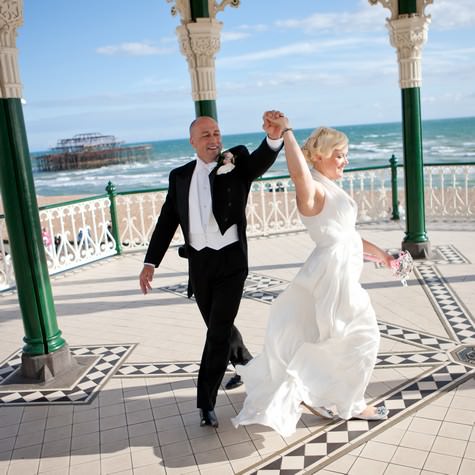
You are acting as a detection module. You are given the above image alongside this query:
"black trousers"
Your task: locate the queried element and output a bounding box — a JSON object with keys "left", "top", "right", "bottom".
{"left": 188, "top": 243, "right": 252, "bottom": 410}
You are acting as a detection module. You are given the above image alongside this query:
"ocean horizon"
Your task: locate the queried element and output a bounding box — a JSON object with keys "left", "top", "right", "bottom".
{"left": 31, "top": 116, "right": 475, "bottom": 197}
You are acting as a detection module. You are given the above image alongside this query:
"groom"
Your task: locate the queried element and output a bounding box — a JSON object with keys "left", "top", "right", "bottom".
{"left": 139, "top": 111, "right": 284, "bottom": 428}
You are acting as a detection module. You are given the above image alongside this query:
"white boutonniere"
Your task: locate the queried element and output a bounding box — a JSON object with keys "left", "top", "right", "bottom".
{"left": 216, "top": 150, "right": 235, "bottom": 175}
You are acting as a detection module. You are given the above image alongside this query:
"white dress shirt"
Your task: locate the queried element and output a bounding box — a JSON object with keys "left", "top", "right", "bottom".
{"left": 188, "top": 137, "right": 283, "bottom": 251}
{"left": 188, "top": 157, "right": 238, "bottom": 251}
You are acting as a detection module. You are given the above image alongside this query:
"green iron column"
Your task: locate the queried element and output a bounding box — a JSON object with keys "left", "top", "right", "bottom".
{"left": 0, "top": 101, "right": 66, "bottom": 356}
{"left": 0, "top": 0, "right": 74, "bottom": 380}
{"left": 170, "top": 0, "right": 241, "bottom": 121}
{"left": 401, "top": 87, "right": 429, "bottom": 249}
{"left": 369, "top": 0, "right": 431, "bottom": 258}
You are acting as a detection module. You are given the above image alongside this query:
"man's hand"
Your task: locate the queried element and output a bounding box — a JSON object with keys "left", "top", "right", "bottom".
{"left": 139, "top": 265, "right": 154, "bottom": 295}
{"left": 263, "top": 110, "right": 286, "bottom": 140}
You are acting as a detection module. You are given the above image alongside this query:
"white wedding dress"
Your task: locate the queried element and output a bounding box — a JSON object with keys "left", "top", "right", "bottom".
{"left": 232, "top": 169, "right": 380, "bottom": 437}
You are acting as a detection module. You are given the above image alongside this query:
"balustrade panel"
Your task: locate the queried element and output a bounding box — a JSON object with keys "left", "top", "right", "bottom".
{"left": 425, "top": 165, "right": 475, "bottom": 217}
{"left": 38, "top": 197, "right": 116, "bottom": 277}
{"left": 115, "top": 192, "right": 184, "bottom": 249}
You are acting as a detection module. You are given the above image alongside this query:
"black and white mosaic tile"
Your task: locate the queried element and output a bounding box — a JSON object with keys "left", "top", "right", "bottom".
{"left": 377, "top": 321, "right": 456, "bottom": 351}
{"left": 433, "top": 244, "right": 470, "bottom": 265}
{"left": 0, "top": 344, "right": 135, "bottom": 405}
{"left": 160, "top": 272, "right": 286, "bottom": 301}
{"left": 117, "top": 361, "right": 233, "bottom": 377}
{"left": 375, "top": 351, "right": 448, "bottom": 367}
{"left": 416, "top": 263, "right": 475, "bottom": 343}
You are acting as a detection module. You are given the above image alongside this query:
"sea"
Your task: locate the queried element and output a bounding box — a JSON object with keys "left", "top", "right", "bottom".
{"left": 31, "top": 116, "right": 475, "bottom": 197}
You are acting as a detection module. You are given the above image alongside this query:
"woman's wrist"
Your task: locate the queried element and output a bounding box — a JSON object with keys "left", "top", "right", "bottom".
{"left": 281, "top": 127, "right": 293, "bottom": 138}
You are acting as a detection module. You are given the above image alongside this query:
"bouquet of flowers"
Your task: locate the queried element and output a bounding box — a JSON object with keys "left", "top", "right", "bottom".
{"left": 364, "top": 250, "right": 414, "bottom": 287}
{"left": 390, "top": 251, "right": 414, "bottom": 287}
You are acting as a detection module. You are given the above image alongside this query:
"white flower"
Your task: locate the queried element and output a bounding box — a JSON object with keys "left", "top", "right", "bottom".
{"left": 216, "top": 150, "right": 236, "bottom": 175}
{"left": 216, "top": 162, "right": 235, "bottom": 175}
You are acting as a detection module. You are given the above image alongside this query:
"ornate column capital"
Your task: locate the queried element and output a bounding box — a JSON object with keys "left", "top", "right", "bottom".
{"left": 0, "top": 0, "right": 23, "bottom": 98}
{"left": 168, "top": 1, "right": 239, "bottom": 103}
{"left": 368, "top": 0, "right": 433, "bottom": 89}
{"left": 177, "top": 18, "right": 222, "bottom": 101}
{"left": 387, "top": 14, "right": 430, "bottom": 88}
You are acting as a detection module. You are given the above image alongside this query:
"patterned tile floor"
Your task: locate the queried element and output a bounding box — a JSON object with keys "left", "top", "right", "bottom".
{"left": 0, "top": 223, "right": 474, "bottom": 474}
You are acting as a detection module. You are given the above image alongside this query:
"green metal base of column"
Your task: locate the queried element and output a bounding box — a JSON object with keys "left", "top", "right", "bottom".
{"left": 23, "top": 330, "right": 66, "bottom": 356}
{"left": 22, "top": 336, "right": 47, "bottom": 356}
{"left": 402, "top": 240, "right": 431, "bottom": 259}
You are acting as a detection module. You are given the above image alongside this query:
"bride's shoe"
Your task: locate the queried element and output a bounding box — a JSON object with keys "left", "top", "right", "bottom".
{"left": 315, "top": 406, "right": 337, "bottom": 419}
{"left": 302, "top": 403, "right": 337, "bottom": 419}
{"left": 353, "top": 406, "right": 389, "bottom": 421}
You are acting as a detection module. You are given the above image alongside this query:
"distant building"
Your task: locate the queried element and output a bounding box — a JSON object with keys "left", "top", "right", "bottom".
{"left": 36, "top": 133, "right": 151, "bottom": 172}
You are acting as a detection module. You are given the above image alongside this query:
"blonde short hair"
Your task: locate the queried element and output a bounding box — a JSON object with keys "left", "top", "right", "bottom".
{"left": 301, "top": 127, "right": 348, "bottom": 163}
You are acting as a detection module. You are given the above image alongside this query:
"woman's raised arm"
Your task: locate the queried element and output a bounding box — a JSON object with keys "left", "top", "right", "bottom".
{"left": 269, "top": 115, "right": 321, "bottom": 216}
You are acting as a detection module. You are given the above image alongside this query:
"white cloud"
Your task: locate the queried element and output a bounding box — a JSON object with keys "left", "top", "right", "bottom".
{"left": 221, "top": 31, "right": 250, "bottom": 42}
{"left": 238, "top": 24, "right": 269, "bottom": 32}
{"left": 96, "top": 41, "right": 173, "bottom": 56}
{"left": 273, "top": 0, "right": 475, "bottom": 34}
{"left": 26, "top": 87, "right": 191, "bottom": 111}
{"left": 275, "top": 5, "right": 387, "bottom": 34}
{"left": 218, "top": 37, "right": 377, "bottom": 65}
{"left": 427, "top": 0, "right": 475, "bottom": 30}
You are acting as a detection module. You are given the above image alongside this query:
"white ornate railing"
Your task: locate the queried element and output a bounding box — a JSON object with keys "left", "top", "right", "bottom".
{"left": 39, "top": 196, "right": 116, "bottom": 271}
{"left": 341, "top": 169, "right": 397, "bottom": 222}
{"left": 425, "top": 165, "right": 475, "bottom": 217}
{"left": 247, "top": 178, "right": 301, "bottom": 236}
{"left": 1, "top": 197, "right": 115, "bottom": 291}
{"left": 0, "top": 163, "right": 473, "bottom": 292}
{"left": 116, "top": 191, "right": 184, "bottom": 251}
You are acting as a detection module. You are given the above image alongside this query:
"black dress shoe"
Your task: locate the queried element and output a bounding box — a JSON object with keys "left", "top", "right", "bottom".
{"left": 224, "top": 373, "right": 243, "bottom": 390}
{"left": 199, "top": 409, "right": 219, "bottom": 428}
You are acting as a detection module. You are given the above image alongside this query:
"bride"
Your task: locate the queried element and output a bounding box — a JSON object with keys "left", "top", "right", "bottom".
{"left": 232, "top": 115, "right": 394, "bottom": 437}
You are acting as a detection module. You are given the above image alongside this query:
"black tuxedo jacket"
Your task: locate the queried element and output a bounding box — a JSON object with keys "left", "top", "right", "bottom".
{"left": 144, "top": 138, "right": 281, "bottom": 267}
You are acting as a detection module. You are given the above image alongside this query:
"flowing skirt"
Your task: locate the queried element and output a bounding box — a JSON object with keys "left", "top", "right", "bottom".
{"left": 232, "top": 242, "right": 380, "bottom": 437}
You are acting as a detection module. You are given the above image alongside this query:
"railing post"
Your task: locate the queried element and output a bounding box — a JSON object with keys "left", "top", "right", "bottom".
{"left": 390, "top": 154, "right": 400, "bottom": 220}
{"left": 106, "top": 181, "right": 122, "bottom": 255}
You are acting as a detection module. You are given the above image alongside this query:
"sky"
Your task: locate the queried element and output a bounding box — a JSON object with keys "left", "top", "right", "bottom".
{"left": 17, "top": 0, "right": 475, "bottom": 151}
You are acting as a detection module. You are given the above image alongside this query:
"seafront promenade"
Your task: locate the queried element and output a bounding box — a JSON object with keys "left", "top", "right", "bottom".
{"left": 1, "top": 219, "right": 474, "bottom": 475}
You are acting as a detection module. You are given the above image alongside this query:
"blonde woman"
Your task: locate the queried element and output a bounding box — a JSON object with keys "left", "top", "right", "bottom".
{"left": 232, "top": 116, "right": 394, "bottom": 437}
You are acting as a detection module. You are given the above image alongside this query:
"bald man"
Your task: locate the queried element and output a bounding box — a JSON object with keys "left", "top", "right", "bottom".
{"left": 140, "top": 112, "right": 284, "bottom": 427}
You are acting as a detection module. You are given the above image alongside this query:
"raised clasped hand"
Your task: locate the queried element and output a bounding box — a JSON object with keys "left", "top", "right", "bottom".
{"left": 262, "top": 110, "right": 287, "bottom": 139}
